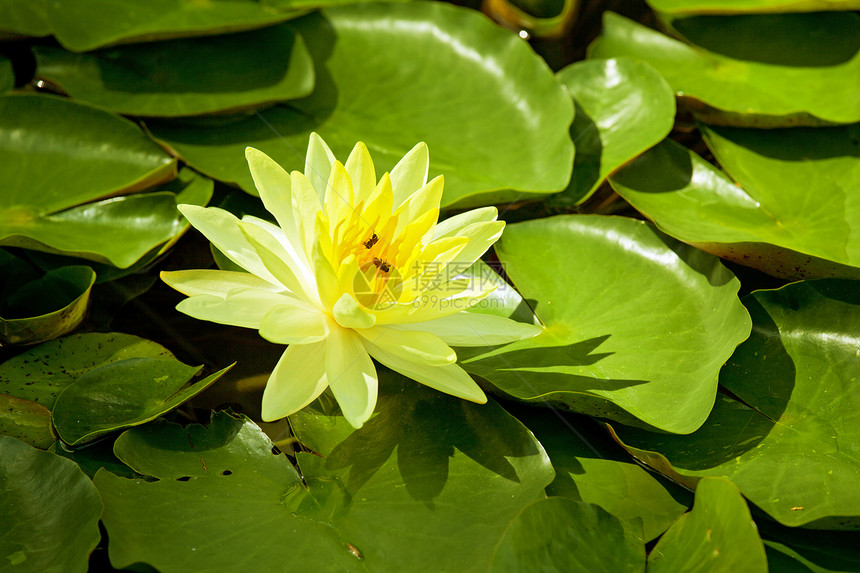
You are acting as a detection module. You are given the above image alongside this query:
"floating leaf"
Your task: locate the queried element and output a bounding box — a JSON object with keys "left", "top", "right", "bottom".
{"left": 589, "top": 12, "right": 860, "bottom": 126}
{"left": 490, "top": 498, "right": 645, "bottom": 572}
{"left": 0, "top": 332, "right": 182, "bottom": 408}
{"left": 44, "top": 0, "right": 300, "bottom": 52}
{"left": 648, "top": 478, "right": 767, "bottom": 573}
{"left": 0, "top": 436, "right": 102, "bottom": 573}
{"left": 34, "top": 26, "right": 314, "bottom": 117}
{"left": 0, "top": 250, "right": 95, "bottom": 346}
{"left": 611, "top": 280, "right": 860, "bottom": 529}
{"left": 146, "top": 2, "right": 574, "bottom": 207}
{"left": 96, "top": 374, "right": 553, "bottom": 572}
{"left": 0, "top": 0, "right": 51, "bottom": 37}
{"left": 554, "top": 57, "right": 675, "bottom": 205}
{"left": 52, "top": 357, "right": 232, "bottom": 446}
{"left": 289, "top": 375, "right": 554, "bottom": 571}
{"left": 647, "top": 0, "right": 860, "bottom": 16}
{"left": 514, "top": 405, "right": 690, "bottom": 541}
{"left": 22, "top": 167, "right": 214, "bottom": 276}
{"left": 610, "top": 137, "right": 860, "bottom": 279}
{"left": 460, "top": 215, "right": 751, "bottom": 434}
{"left": 0, "top": 94, "right": 181, "bottom": 266}
{"left": 0, "top": 394, "right": 53, "bottom": 448}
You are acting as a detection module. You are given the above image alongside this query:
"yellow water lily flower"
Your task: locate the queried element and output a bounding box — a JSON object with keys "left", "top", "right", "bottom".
{"left": 161, "top": 134, "right": 541, "bottom": 428}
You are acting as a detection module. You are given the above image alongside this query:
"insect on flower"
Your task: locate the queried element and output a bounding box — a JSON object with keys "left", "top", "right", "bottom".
{"left": 161, "top": 134, "right": 542, "bottom": 428}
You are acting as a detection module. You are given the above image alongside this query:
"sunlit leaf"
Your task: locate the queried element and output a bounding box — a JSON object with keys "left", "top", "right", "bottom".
{"left": 554, "top": 57, "right": 675, "bottom": 205}
{"left": 34, "top": 26, "right": 314, "bottom": 117}
{"left": 146, "top": 2, "right": 574, "bottom": 208}
{"left": 513, "top": 405, "right": 690, "bottom": 541}
{"left": 45, "top": 0, "right": 300, "bottom": 52}
{"left": 589, "top": 12, "right": 860, "bottom": 126}
{"left": 648, "top": 478, "right": 767, "bottom": 573}
{"left": 610, "top": 137, "right": 860, "bottom": 279}
{"left": 460, "top": 215, "right": 751, "bottom": 434}
{"left": 611, "top": 280, "right": 860, "bottom": 528}
{"left": 0, "top": 436, "right": 102, "bottom": 573}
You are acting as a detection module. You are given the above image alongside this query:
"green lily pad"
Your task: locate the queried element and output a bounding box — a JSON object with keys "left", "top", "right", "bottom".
{"left": 44, "top": 0, "right": 300, "bottom": 52}
{"left": 0, "top": 0, "right": 51, "bottom": 37}
{"left": 0, "top": 251, "right": 96, "bottom": 346}
{"left": 96, "top": 412, "right": 361, "bottom": 572}
{"left": 146, "top": 2, "right": 574, "bottom": 208}
{"left": 554, "top": 57, "right": 675, "bottom": 205}
{"left": 610, "top": 279, "right": 860, "bottom": 529}
{"left": 0, "top": 436, "right": 102, "bottom": 573}
{"left": 0, "top": 332, "right": 184, "bottom": 408}
{"left": 0, "top": 394, "right": 53, "bottom": 448}
{"left": 52, "top": 357, "right": 232, "bottom": 446}
{"left": 702, "top": 123, "right": 860, "bottom": 275}
{"left": 0, "top": 94, "right": 183, "bottom": 266}
{"left": 290, "top": 375, "right": 554, "bottom": 571}
{"left": 490, "top": 478, "right": 765, "bottom": 572}
{"left": 459, "top": 215, "right": 751, "bottom": 434}
{"left": 490, "top": 498, "right": 646, "bottom": 572}
{"left": 34, "top": 26, "right": 314, "bottom": 117}
{"left": 609, "top": 137, "right": 860, "bottom": 280}
{"left": 21, "top": 167, "right": 213, "bottom": 275}
{"left": 2, "top": 164, "right": 211, "bottom": 269}
{"left": 514, "top": 405, "right": 690, "bottom": 541}
{"left": 647, "top": 0, "right": 860, "bottom": 15}
{"left": 588, "top": 12, "right": 860, "bottom": 126}
{"left": 96, "top": 374, "right": 553, "bottom": 572}
{"left": 648, "top": 477, "right": 767, "bottom": 573}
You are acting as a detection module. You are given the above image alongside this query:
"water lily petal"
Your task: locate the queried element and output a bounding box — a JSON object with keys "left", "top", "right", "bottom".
{"left": 160, "top": 269, "right": 282, "bottom": 297}
{"left": 326, "top": 327, "right": 378, "bottom": 428}
{"left": 245, "top": 147, "right": 299, "bottom": 244}
{"left": 290, "top": 172, "right": 323, "bottom": 261}
{"left": 325, "top": 162, "right": 356, "bottom": 227}
{"left": 177, "top": 204, "right": 279, "bottom": 286}
{"left": 332, "top": 293, "right": 376, "bottom": 329}
{"left": 393, "top": 175, "right": 444, "bottom": 238}
{"left": 444, "top": 220, "right": 505, "bottom": 269}
{"left": 261, "top": 340, "right": 329, "bottom": 421}
{"left": 375, "top": 280, "right": 495, "bottom": 325}
{"left": 176, "top": 288, "right": 297, "bottom": 329}
{"left": 390, "top": 311, "right": 542, "bottom": 346}
{"left": 365, "top": 172, "right": 394, "bottom": 222}
{"left": 305, "top": 132, "right": 336, "bottom": 202}
{"left": 359, "top": 326, "right": 456, "bottom": 366}
{"left": 434, "top": 206, "right": 498, "bottom": 239}
{"left": 364, "top": 343, "right": 487, "bottom": 404}
{"left": 345, "top": 141, "right": 377, "bottom": 205}
{"left": 390, "top": 142, "right": 429, "bottom": 207}
{"left": 259, "top": 302, "right": 331, "bottom": 345}
{"left": 238, "top": 219, "right": 318, "bottom": 305}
